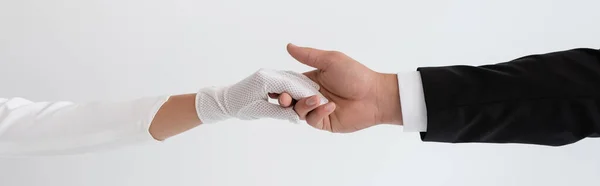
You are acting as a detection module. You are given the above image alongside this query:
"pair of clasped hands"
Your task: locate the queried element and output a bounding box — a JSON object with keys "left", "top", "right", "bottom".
{"left": 210, "top": 44, "right": 403, "bottom": 133}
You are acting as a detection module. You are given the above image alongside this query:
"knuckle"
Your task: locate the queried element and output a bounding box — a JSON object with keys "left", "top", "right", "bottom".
{"left": 252, "top": 69, "right": 272, "bottom": 84}
{"left": 254, "top": 69, "right": 268, "bottom": 78}
{"left": 297, "top": 102, "right": 308, "bottom": 111}
{"left": 293, "top": 104, "right": 304, "bottom": 113}
{"left": 325, "top": 51, "right": 345, "bottom": 60}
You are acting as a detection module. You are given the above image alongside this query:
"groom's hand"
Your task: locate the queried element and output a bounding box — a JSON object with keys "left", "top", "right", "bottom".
{"left": 280, "top": 44, "right": 404, "bottom": 133}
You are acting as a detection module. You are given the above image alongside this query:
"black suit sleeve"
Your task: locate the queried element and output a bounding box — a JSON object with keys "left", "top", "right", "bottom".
{"left": 417, "top": 48, "right": 600, "bottom": 146}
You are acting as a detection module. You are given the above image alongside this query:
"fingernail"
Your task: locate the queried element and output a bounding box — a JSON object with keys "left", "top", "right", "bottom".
{"left": 325, "top": 104, "right": 334, "bottom": 112}
{"left": 306, "top": 97, "right": 317, "bottom": 106}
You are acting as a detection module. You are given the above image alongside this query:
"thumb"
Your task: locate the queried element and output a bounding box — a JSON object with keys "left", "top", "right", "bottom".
{"left": 286, "top": 43, "right": 332, "bottom": 70}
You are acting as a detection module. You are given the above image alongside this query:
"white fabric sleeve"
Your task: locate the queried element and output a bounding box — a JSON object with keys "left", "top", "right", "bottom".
{"left": 397, "top": 71, "right": 428, "bottom": 132}
{"left": 0, "top": 96, "right": 169, "bottom": 157}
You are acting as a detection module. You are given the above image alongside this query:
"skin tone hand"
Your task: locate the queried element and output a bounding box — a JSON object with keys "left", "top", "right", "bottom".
{"left": 273, "top": 44, "right": 403, "bottom": 133}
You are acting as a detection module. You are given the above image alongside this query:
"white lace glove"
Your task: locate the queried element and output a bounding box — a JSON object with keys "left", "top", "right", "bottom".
{"left": 195, "top": 69, "right": 328, "bottom": 124}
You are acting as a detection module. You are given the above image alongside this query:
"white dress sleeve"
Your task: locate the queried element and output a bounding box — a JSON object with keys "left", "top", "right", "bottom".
{"left": 0, "top": 96, "right": 169, "bottom": 156}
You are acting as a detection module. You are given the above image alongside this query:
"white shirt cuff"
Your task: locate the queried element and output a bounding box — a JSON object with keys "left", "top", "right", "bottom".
{"left": 397, "top": 71, "right": 428, "bottom": 132}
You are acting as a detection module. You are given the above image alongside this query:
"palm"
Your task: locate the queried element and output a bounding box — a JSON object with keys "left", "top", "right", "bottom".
{"left": 298, "top": 51, "right": 381, "bottom": 133}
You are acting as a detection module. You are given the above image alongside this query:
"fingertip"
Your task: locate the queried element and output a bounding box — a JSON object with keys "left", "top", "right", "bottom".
{"left": 286, "top": 43, "right": 296, "bottom": 53}
{"left": 325, "top": 102, "right": 336, "bottom": 113}
{"left": 278, "top": 93, "right": 293, "bottom": 107}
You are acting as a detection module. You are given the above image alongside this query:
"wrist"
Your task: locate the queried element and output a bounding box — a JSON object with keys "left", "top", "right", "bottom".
{"left": 149, "top": 93, "right": 201, "bottom": 141}
{"left": 375, "top": 73, "right": 403, "bottom": 125}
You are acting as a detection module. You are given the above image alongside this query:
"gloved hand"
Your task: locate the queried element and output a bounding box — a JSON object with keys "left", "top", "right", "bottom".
{"left": 195, "top": 69, "right": 328, "bottom": 124}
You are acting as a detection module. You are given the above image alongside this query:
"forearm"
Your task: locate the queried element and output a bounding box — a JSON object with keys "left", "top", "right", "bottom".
{"left": 0, "top": 69, "right": 323, "bottom": 156}
{"left": 149, "top": 93, "right": 201, "bottom": 141}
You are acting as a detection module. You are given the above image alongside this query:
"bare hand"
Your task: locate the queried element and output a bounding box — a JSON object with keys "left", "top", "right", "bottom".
{"left": 283, "top": 44, "right": 403, "bottom": 133}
